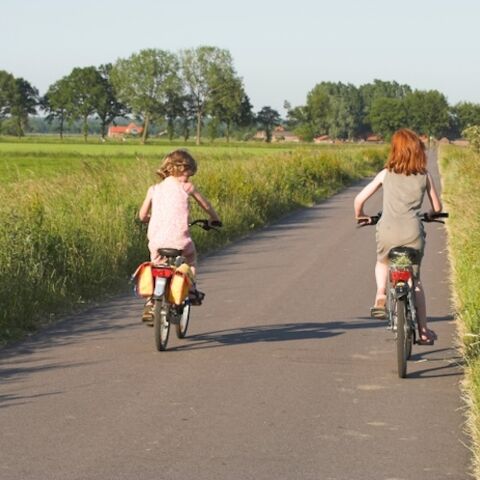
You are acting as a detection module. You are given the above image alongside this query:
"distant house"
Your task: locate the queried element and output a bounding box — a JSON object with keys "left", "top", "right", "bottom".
{"left": 253, "top": 126, "right": 300, "bottom": 143}
{"left": 253, "top": 130, "right": 267, "bottom": 141}
{"left": 365, "top": 134, "right": 383, "bottom": 143}
{"left": 314, "top": 135, "right": 332, "bottom": 144}
{"left": 107, "top": 122, "right": 144, "bottom": 138}
{"left": 272, "top": 126, "right": 300, "bottom": 143}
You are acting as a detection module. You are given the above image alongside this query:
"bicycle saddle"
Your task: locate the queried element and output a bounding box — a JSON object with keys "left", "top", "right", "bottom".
{"left": 388, "top": 246, "right": 421, "bottom": 264}
{"left": 158, "top": 248, "right": 183, "bottom": 258}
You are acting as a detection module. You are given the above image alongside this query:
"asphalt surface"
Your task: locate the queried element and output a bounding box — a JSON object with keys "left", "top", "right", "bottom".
{"left": 0, "top": 149, "right": 470, "bottom": 480}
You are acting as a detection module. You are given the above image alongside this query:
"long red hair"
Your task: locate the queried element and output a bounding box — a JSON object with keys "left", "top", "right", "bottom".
{"left": 385, "top": 128, "right": 427, "bottom": 175}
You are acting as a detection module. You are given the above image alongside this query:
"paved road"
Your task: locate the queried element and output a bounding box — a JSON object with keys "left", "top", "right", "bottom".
{"left": 0, "top": 150, "right": 469, "bottom": 480}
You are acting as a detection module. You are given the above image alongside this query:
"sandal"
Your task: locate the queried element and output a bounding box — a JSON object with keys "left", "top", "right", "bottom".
{"left": 142, "top": 301, "right": 154, "bottom": 324}
{"left": 370, "top": 295, "right": 387, "bottom": 320}
{"left": 188, "top": 289, "right": 205, "bottom": 306}
{"left": 417, "top": 328, "right": 437, "bottom": 346}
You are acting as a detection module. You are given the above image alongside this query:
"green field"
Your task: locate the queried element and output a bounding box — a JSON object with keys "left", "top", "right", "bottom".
{"left": 440, "top": 145, "right": 480, "bottom": 477}
{"left": 0, "top": 138, "right": 386, "bottom": 343}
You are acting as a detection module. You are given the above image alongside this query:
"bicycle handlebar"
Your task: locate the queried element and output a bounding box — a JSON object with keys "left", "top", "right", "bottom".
{"left": 357, "top": 212, "right": 448, "bottom": 227}
{"left": 189, "top": 219, "right": 223, "bottom": 231}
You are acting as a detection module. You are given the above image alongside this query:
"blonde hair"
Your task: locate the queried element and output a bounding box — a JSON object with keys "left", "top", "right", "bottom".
{"left": 156, "top": 149, "right": 198, "bottom": 179}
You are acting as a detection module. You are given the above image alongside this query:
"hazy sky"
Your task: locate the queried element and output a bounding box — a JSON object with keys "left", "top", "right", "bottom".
{"left": 2, "top": 0, "right": 479, "bottom": 113}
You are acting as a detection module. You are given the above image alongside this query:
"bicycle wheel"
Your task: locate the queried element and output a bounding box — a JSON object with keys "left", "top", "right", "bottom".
{"left": 175, "top": 301, "right": 191, "bottom": 339}
{"left": 154, "top": 299, "right": 170, "bottom": 351}
{"left": 395, "top": 298, "right": 409, "bottom": 378}
{"left": 405, "top": 305, "right": 414, "bottom": 360}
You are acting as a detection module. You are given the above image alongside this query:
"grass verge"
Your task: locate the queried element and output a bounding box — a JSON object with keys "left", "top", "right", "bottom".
{"left": 0, "top": 143, "right": 386, "bottom": 344}
{"left": 439, "top": 145, "right": 480, "bottom": 477}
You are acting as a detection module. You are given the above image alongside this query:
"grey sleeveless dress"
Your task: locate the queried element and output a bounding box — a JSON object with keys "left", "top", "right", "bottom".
{"left": 376, "top": 170, "right": 427, "bottom": 263}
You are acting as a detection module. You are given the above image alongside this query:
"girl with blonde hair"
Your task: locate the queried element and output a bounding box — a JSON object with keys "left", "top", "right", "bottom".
{"left": 139, "top": 149, "right": 221, "bottom": 307}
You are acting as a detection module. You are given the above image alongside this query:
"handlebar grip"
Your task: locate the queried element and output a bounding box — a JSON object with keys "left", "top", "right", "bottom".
{"left": 211, "top": 220, "right": 223, "bottom": 227}
{"left": 422, "top": 212, "right": 449, "bottom": 222}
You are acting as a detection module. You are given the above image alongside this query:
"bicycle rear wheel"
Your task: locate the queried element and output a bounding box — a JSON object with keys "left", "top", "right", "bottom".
{"left": 154, "top": 299, "right": 170, "bottom": 351}
{"left": 175, "top": 301, "right": 191, "bottom": 339}
{"left": 395, "top": 298, "right": 410, "bottom": 378}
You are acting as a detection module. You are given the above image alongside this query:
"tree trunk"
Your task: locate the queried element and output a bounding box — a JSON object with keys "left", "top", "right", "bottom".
{"left": 83, "top": 115, "right": 88, "bottom": 142}
{"left": 196, "top": 111, "right": 202, "bottom": 145}
{"left": 100, "top": 120, "right": 107, "bottom": 139}
{"left": 59, "top": 116, "right": 64, "bottom": 140}
{"left": 183, "top": 120, "right": 190, "bottom": 142}
{"left": 226, "top": 120, "right": 231, "bottom": 142}
{"left": 141, "top": 114, "right": 150, "bottom": 144}
{"left": 168, "top": 118, "right": 174, "bottom": 140}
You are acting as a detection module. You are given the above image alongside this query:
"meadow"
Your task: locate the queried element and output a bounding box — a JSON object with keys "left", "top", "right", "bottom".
{"left": 0, "top": 138, "right": 386, "bottom": 343}
{"left": 439, "top": 145, "right": 480, "bottom": 476}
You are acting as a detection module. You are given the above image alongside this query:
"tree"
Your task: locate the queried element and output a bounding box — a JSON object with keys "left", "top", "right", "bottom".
{"left": 10, "top": 78, "right": 39, "bottom": 137}
{"left": 256, "top": 106, "right": 281, "bottom": 142}
{"left": 181, "top": 46, "right": 237, "bottom": 145}
{"left": 306, "top": 83, "right": 332, "bottom": 135}
{"left": 0, "top": 70, "right": 16, "bottom": 132}
{"left": 42, "top": 76, "right": 72, "bottom": 139}
{"left": 285, "top": 105, "right": 315, "bottom": 141}
{"left": 111, "top": 49, "right": 181, "bottom": 144}
{"left": 452, "top": 102, "right": 480, "bottom": 132}
{"left": 96, "top": 64, "right": 127, "bottom": 139}
{"left": 63, "top": 67, "right": 105, "bottom": 142}
{"left": 404, "top": 90, "right": 450, "bottom": 138}
{"left": 209, "top": 74, "right": 244, "bottom": 141}
{"left": 360, "top": 79, "right": 411, "bottom": 127}
{"left": 369, "top": 97, "right": 408, "bottom": 139}
{"left": 234, "top": 94, "right": 255, "bottom": 128}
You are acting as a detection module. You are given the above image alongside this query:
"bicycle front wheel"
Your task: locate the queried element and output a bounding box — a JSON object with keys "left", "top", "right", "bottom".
{"left": 395, "top": 298, "right": 409, "bottom": 378}
{"left": 154, "top": 300, "right": 170, "bottom": 351}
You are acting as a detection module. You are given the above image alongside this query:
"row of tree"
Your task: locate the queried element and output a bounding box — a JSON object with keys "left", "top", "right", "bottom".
{"left": 0, "top": 46, "right": 255, "bottom": 144}
{"left": 1, "top": 47, "right": 480, "bottom": 142}
{"left": 285, "top": 80, "right": 480, "bottom": 141}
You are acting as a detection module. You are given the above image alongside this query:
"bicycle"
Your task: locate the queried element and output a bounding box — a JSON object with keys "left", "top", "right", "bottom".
{"left": 149, "top": 219, "right": 222, "bottom": 352}
{"left": 358, "top": 212, "right": 448, "bottom": 377}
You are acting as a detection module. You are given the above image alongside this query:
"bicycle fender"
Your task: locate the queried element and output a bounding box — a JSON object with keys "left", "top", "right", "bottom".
{"left": 394, "top": 282, "right": 409, "bottom": 299}
{"left": 153, "top": 277, "right": 167, "bottom": 300}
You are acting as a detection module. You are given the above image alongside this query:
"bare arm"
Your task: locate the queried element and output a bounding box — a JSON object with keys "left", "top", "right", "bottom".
{"left": 191, "top": 188, "right": 221, "bottom": 223}
{"left": 426, "top": 172, "right": 442, "bottom": 214}
{"left": 139, "top": 187, "right": 152, "bottom": 223}
{"left": 354, "top": 169, "right": 386, "bottom": 219}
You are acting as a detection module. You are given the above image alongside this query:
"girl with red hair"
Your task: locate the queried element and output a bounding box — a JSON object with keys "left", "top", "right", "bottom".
{"left": 354, "top": 129, "right": 442, "bottom": 344}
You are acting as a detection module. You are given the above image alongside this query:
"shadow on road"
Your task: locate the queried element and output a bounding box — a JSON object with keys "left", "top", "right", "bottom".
{"left": 169, "top": 318, "right": 385, "bottom": 352}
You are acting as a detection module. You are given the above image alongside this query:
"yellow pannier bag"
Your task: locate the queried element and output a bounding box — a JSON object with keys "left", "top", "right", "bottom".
{"left": 168, "top": 263, "right": 195, "bottom": 305}
{"left": 131, "top": 262, "right": 154, "bottom": 298}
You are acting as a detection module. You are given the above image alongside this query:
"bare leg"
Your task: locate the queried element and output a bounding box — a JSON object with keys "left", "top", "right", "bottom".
{"left": 414, "top": 280, "right": 435, "bottom": 341}
{"left": 374, "top": 260, "right": 388, "bottom": 305}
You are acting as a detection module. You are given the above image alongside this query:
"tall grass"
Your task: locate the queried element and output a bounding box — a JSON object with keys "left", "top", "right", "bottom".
{"left": 439, "top": 145, "right": 480, "bottom": 477}
{"left": 0, "top": 144, "right": 385, "bottom": 343}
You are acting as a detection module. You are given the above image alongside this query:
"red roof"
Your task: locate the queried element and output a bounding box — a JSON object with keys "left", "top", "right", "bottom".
{"left": 108, "top": 123, "right": 144, "bottom": 135}
{"left": 109, "top": 126, "right": 128, "bottom": 134}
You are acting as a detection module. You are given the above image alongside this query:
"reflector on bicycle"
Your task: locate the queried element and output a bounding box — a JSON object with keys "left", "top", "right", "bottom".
{"left": 152, "top": 267, "right": 174, "bottom": 278}
{"left": 390, "top": 269, "right": 411, "bottom": 283}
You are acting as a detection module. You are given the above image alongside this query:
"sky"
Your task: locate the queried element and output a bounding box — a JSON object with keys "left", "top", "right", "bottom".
{"left": 2, "top": 0, "right": 480, "bottom": 114}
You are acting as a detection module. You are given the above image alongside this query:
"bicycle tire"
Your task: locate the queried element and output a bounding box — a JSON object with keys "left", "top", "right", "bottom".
{"left": 154, "top": 299, "right": 170, "bottom": 351}
{"left": 175, "top": 302, "right": 191, "bottom": 339}
{"left": 395, "top": 297, "right": 409, "bottom": 378}
{"left": 406, "top": 303, "right": 414, "bottom": 360}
